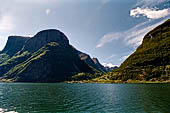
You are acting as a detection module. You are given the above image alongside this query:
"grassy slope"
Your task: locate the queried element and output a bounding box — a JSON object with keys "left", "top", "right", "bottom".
{"left": 93, "top": 19, "right": 170, "bottom": 83}
{"left": 1, "top": 42, "right": 98, "bottom": 82}
{"left": 0, "top": 54, "right": 10, "bottom": 64}
{"left": 0, "top": 51, "right": 31, "bottom": 77}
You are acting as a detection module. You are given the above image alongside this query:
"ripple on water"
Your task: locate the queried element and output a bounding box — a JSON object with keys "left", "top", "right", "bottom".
{"left": 0, "top": 108, "right": 18, "bottom": 113}
{"left": 0, "top": 83, "right": 170, "bottom": 113}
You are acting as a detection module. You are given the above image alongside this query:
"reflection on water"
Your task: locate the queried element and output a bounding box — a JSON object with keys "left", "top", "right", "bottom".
{"left": 0, "top": 108, "right": 18, "bottom": 113}
{"left": 0, "top": 83, "right": 170, "bottom": 113}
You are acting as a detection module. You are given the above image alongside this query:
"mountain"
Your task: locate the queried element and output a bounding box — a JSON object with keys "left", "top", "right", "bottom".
{"left": 92, "top": 58, "right": 106, "bottom": 72}
{"left": 0, "top": 36, "right": 29, "bottom": 64}
{"left": 1, "top": 36, "right": 30, "bottom": 57}
{"left": 98, "top": 19, "right": 170, "bottom": 82}
{"left": 0, "top": 29, "right": 103, "bottom": 82}
{"left": 78, "top": 51, "right": 106, "bottom": 72}
{"left": 20, "top": 29, "right": 69, "bottom": 53}
{"left": 104, "top": 65, "right": 118, "bottom": 72}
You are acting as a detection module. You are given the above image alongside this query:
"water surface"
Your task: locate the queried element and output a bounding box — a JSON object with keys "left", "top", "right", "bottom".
{"left": 0, "top": 83, "right": 169, "bottom": 113}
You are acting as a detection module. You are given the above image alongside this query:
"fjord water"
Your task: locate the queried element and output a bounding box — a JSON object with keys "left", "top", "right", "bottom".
{"left": 0, "top": 83, "right": 169, "bottom": 113}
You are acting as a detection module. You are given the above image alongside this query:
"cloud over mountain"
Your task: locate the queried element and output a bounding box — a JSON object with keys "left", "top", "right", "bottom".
{"left": 96, "top": 19, "right": 167, "bottom": 48}
{"left": 130, "top": 7, "right": 170, "bottom": 19}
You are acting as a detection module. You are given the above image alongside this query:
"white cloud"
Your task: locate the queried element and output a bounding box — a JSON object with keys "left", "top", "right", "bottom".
{"left": 108, "top": 54, "right": 116, "bottom": 59}
{"left": 102, "top": 63, "right": 107, "bottom": 66}
{"left": 130, "top": 7, "right": 170, "bottom": 19}
{"left": 103, "top": 54, "right": 117, "bottom": 63}
{"left": 0, "top": 16, "right": 14, "bottom": 31}
{"left": 119, "top": 51, "right": 135, "bottom": 62}
{"left": 96, "top": 19, "right": 167, "bottom": 48}
{"left": 96, "top": 33, "right": 122, "bottom": 48}
{"left": 102, "top": 63, "right": 118, "bottom": 68}
{"left": 124, "top": 21, "right": 160, "bottom": 47}
{"left": 45, "top": 8, "right": 51, "bottom": 15}
{"left": 106, "top": 63, "right": 117, "bottom": 68}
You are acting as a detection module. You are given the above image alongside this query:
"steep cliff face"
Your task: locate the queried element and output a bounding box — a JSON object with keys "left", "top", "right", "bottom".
{"left": 2, "top": 42, "right": 94, "bottom": 82}
{"left": 21, "top": 29, "right": 69, "bottom": 53}
{"left": 78, "top": 51, "right": 106, "bottom": 72}
{"left": 104, "top": 19, "right": 170, "bottom": 81}
{"left": 0, "top": 36, "right": 30, "bottom": 65}
{"left": 1, "top": 36, "right": 29, "bottom": 56}
{"left": 92, "top": 58, "right": 106, "bottom": 72}
{"left": 0, "top": 29, "right": 103, "bottom": 82}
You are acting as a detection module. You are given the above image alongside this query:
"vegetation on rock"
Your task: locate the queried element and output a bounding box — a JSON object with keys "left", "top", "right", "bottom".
{"left": 0, "top": 29, "right": 104, "bottom": 82}
{"left": 94, "top": 19, "right": 170, "bottom": 83}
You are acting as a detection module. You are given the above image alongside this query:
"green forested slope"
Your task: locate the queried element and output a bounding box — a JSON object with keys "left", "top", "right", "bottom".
{"left": 1, "top": 42, "right": 96, "bottom": 82}
{"left": 97, "top": 19, "right": 170, "bottom": 82}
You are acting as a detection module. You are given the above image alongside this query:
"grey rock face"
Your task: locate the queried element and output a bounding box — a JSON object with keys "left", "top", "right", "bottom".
{"left": 78, "top": 50, "right": 106, "bottom": 72}
{"left": 22, "top": 29, "right": 69, "bottom": 53}
{"left": 92, "top": 58, "right": 106, "bottom": 72}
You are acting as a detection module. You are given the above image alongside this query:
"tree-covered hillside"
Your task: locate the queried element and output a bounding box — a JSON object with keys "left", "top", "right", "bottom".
{"left": 95, "top": 19, "right": 170, "bottom": 82}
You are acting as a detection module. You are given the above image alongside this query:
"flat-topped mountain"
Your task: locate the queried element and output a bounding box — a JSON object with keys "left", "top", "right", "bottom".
{"left": 0, "top": 36, "right": 29, "bottom": 57}
{"left": 22, "top": 29, "right": 69, "bottom": 53}
{"left": 0, "top": 29, "right": 104, "bottom": 82}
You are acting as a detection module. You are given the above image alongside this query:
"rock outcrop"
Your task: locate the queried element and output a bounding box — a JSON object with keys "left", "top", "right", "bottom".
{"left": 0, "top": 29, "right": 104, "bottom": 82}
{"left": 78, "top": 51, "right": 106, "bottom": 72}
{"left": 21, "top": 29, "right": 69, "bottom": 53}
{"left": 1, "top": 36, "right": 29, "bottom": 56}
{"left": 92, "top": 58, "right": 106, "bottom": 72}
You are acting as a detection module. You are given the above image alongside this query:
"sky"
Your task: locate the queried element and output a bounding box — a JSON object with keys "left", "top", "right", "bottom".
{"left": 0, "top": 0, "right": 170, "bottom": 66}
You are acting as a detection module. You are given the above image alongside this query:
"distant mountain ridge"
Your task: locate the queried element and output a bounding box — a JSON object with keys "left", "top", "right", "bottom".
{"left": 78, "top": 51, "right": 106, "bottom": 72}
{"left": 104, "top": 65, "right": 118, "bottom": 72}
{"left": 0, "top": 29, "right": 105, "bottom": 82}
{"left": 92, "top": 58, "right": 106, "bottom": 72}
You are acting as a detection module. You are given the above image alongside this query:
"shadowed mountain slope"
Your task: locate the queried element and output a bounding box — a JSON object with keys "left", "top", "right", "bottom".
{"left": 0, "top": 29, "right": 104, "bottom": 82}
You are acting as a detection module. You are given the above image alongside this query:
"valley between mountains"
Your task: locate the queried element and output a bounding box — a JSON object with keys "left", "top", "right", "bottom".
{"left": 0, "top": 19, "right": 170, "bottom": 83}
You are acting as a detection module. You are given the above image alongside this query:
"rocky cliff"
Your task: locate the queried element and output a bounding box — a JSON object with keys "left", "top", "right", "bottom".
{"left": 21, "top": 29, "right": 69, "bottom": 53}
{"left": 92, "top": 58, "right": 106, "bottom": 72}
{"left": 0, "top": 29, "right": 104, "bottom": 82}
{"left": 78, "top": 51, "right": 106, "bottom": 72}
{"left": 1, "top": 36, "right": 29, "bottom": 56}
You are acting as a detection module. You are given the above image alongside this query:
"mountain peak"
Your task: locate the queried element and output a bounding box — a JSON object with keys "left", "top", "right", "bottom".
{"left": 1, "top": 36, "right": 29, "bottom": 56}
{"left": 34, "top": 29, "right": 69, "bottom": 44}
{"left": 22, "top": 29, "right": 69, "bottom": 53}
{"left": 92, "top": 58, "right": 99, "bottom": 64}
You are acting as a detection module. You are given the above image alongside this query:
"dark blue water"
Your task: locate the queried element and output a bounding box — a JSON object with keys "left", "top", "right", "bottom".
{"left": 0, "top": 83, "right": 169, "bottom": 113}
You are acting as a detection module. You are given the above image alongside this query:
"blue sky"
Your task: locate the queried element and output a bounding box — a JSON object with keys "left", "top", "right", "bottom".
{"left": 0, "top": 0, "right": 170, "bottom": 66}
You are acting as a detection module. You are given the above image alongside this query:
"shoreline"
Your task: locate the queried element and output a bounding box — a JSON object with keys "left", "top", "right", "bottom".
{"left": 65, "top": 79, "right": 170, "bottom": 84}
{"left": 0, "top": 79, "right": 169, "bottom": 84}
